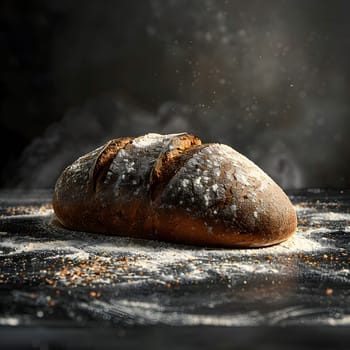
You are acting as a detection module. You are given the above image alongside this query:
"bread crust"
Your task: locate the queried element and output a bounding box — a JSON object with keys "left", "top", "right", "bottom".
{"left": 53, "top": 133, "right": 297, "bottom": 247}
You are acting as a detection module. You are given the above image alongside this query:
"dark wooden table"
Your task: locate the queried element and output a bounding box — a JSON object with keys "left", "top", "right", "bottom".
{"left": 0, "top": 189, "right": 349, "bottom": 349}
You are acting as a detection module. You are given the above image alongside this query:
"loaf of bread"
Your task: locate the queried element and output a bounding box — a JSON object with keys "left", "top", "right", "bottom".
{"left": 53, "top": 133, "right": 297, "bottom": 247}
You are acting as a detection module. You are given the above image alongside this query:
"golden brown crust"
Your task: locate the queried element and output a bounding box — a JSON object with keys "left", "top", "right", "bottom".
{"left": 52, "top": 133, "right": 297, "bottom": 248}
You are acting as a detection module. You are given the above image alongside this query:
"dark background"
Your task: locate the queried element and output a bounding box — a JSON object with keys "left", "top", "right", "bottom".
{"left": 1, "top": 0, "right": 349, "bottom": 189}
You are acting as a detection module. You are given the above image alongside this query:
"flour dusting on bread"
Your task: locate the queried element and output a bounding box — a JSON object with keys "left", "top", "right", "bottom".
{"left": 53, "top": 133, "right": 297, "bottom": 248}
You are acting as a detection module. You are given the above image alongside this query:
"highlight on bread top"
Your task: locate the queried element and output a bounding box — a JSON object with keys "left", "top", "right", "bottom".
{"left": 52, "top": 132, "right": 297, "bottom": 248}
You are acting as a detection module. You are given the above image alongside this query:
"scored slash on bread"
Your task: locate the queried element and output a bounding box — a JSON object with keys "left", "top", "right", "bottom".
{"left": 53, "top": 133, "right": 297, "bottom": 248}
{"left": 91, "top": 137, "right": 134, "bottom": 192}
{"left": 149, "top": 134, "right": 201, "bottom": 202}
